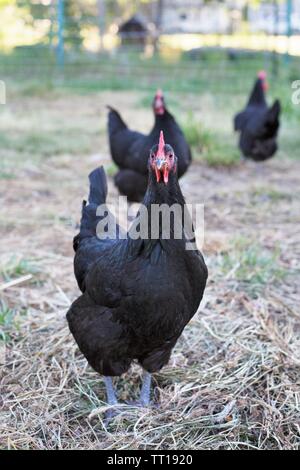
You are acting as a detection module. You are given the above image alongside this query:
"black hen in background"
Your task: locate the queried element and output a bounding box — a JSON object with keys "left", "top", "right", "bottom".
{"left": 67, "top": 132, "right": 207, "bottom": 414}
{"left": 107, "top": 90, "right": 192, "bottom": 201}
{"left": 234, "top": 71, "right": 281, "bottom": 161}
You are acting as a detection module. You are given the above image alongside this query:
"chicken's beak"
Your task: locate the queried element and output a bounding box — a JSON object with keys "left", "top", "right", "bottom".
{"left": 154, "top": 157, "right": 169, "bottom": 184}
{"left": 155, "top": 158, "right": 166, "bottom": 170}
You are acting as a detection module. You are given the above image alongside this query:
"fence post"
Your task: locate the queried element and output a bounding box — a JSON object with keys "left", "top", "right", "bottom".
{"left": 285, "top": 0, "right": 292, "bottom": 65}
{"left": 154, "top": 0, "right": 164, "bottom": 51}
{"left": 98, "top": 0, "right": 106, "bottom": 51}
{"left": 57, "top": 0, "right": 65, "bottom": 68}
{"left": 272, "top": 0, "right": 279, "bottom": 78}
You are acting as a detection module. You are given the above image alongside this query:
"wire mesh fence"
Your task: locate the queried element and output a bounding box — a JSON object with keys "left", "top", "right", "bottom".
{"left": 0, "top": 1, "right": 299, "bottom": 95}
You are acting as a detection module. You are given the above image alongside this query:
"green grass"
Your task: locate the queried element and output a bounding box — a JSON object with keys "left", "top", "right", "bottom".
{"left": 0, "top": 301, "right": 24, "bottom": 343}
{"left": 1, "top": 47, "right": 299, "bottom": 96}
{"left": 0, "top": 300, "right": 28, "bottom": 344}
{"left": 220, "top": 238, "right": 288, "bottom": 296}
{"left": 279, "top": 121, "right": 300, "bottom": 160}
{"left": 181, "top": 112, "right": 208, "bottom": 148}
{"left": 0, "top": 169, "right": 15, "bottom": 180}
{"left": 201, "top": 141, "right": 240, "bottom": 166}
{"left": 105, "top": 162, "right": 118, "bottom": 177}
{"left": 0, "top": 130, "right": 94, "bottom": 159}
{"left": 0, "top": 302, "right": 15, "bottom": 342}
{"left": 250, "top": 187, "right": 292, "bottom": 202}
{"left": 0, "top": 256, "right": 40, "bottom": 282}
{"left": 181, "top": 112, "right": 240, "bottom": 166}
{"left": 0, "top": 48, "right": 299, "bottom": 166}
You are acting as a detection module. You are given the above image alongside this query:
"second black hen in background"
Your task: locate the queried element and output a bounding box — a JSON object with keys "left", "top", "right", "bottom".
{"left": 67, "top": 132, "right": 207, "bottom": 418}
{"left": 107, "top": 89, "right": 192, "bottom": 201}
{"left": 234, "top": 71, "right": 281, "bottom": 161}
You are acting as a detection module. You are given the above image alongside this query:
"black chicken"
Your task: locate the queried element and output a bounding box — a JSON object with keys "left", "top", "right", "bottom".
{"left": 107, "top": 90, "right": 192, "bottom": 201}
{"left": 234, "top": 71, "right": 281, "bottom": 161}
{"left": 67, "top": 131, "right": 207, "bottom": 413}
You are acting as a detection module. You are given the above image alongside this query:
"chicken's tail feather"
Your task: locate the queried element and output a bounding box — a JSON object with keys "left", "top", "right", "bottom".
{"left": 107, "top": 106, "right": 128, "bottom": 135}
{"left": 74, "top": 167, "right": 108, "bottom": 250}
{"left": 88, "top": 166, "right": 107, "bottom": 206}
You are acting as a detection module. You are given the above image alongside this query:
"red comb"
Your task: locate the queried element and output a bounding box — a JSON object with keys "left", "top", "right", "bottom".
{"left": 157, "top": 130, "right": 165, "bottom": 155}
{"left": 156, "top": 89, "right": 163, "bottom": 97}
{"left": 258, "top": 70, "right": 267, "bottom": 80}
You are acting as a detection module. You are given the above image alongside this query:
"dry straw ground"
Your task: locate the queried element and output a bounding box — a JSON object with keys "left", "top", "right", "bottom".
{"left": 0, "top": 91, "right": 300, "bottom": 450}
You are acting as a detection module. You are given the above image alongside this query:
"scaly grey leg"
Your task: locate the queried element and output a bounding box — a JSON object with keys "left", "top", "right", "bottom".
{"left": 139, "top": 371, "right": 152, "bottom": 406}
{"left": 103, "top": 376, "right": 121, "bottom": 424}
{"left": 104, "top": 376, "right": 118, "bottom": 405}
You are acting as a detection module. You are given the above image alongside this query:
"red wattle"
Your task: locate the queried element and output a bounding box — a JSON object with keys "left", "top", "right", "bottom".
{"left": 155, "top": 168, "right": 161, "bottom": 183}
{"left": 263, "top": 82, "right": 269, "bottom": 92}
{"left": 163, "top": 168, "right": 169, "bottom": 184}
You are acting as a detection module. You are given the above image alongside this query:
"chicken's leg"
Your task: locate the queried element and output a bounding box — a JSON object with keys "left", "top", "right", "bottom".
{"left": 104, "top": 376, "right": 118, "bottom": 405}
{"left": 139, "top": 371, "right": 152, "bottom": 406}
{"left": 103, "top": 376, "right": 121, "bottom": 423}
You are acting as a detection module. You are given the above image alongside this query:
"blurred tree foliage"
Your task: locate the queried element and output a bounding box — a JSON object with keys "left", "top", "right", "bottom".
{"left": 12, "top": 0, "right": 156, "bottom": 48}
{"left": 16, "top": 0, "right": 98, "bottom": 48}
{"left": 1, "top": 0, "right": 271, "bottom": 51}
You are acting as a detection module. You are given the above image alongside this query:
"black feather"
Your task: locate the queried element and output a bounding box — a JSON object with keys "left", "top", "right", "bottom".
{"left": 67, "top": 161, "right": 208, "bottom": 377}
{"left": 234, "top": 77, "right": 281, "bottom": 161}
{"left": 107, "top": 97, "right": 192, "bottom": 201}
